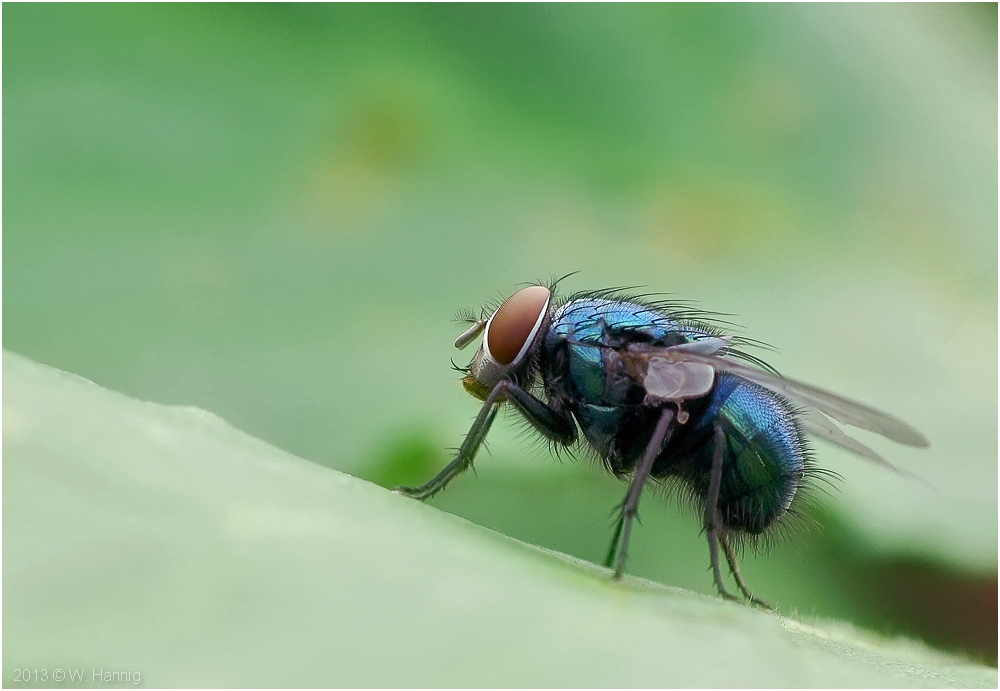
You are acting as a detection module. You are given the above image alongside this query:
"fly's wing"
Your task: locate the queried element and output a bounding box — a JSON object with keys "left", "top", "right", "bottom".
{"left": 797, "top": 409, "right": 926, "bottom": 482}
{"left": 618, "top": 337, "right": 730, "bottom": 402}
{"left": 622, "top": 344, "right": 929, "bottom": 448}
{"left": 798, "top": 408, "right": 891, "bottom": 467}
{"left": 642, "top": 358, "right": 716, "bottom": 401}
{"left": 801, "top": 408, "right": 935, "bottom": 489}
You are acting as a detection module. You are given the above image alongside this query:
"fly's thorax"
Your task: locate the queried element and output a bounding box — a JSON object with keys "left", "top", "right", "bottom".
{"left": 463, "top": 285, "right": 552, "bottom": 400}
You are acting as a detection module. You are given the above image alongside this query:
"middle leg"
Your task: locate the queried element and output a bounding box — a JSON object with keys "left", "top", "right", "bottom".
{"left": 604, "top": 407, "right": 675, "bottom": 579}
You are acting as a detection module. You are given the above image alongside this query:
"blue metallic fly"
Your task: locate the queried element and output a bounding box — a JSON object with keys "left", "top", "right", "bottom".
{"left": 396, "top": 279, "right": 929, "bottom": 607}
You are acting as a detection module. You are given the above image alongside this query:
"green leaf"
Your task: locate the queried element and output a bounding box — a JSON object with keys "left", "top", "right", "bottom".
{"left": 3, "top": 351, "right": 995, "bottom": 687}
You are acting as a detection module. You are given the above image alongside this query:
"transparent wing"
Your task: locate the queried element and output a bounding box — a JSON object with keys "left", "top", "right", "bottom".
{"left": 641, "top": 359, "right": 716, "bottom": 400}
{"left": 617, "top": 335, "right": 728, "bottom": 401}
{"left": 800, "top": 408, "right": 935, "bottom": 489}
{"left": 622, "top": 344, "right": 929, "bottom": 448}
{"left": 798, "top": 408, "right": 891, "bottom": 467}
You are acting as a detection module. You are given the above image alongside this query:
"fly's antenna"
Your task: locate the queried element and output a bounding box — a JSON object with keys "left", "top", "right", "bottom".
{"left": 454, "top": 320, "right": 486, "bottom": 350}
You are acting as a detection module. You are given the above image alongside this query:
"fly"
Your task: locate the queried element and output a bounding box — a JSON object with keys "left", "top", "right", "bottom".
{"left": 395, "top": 279, "right": 929, "bottom": 607}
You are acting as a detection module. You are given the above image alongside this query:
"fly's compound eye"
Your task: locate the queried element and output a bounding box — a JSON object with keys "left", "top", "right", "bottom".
{"left": 484, "top": 285, "right": 551, "bottom": 366}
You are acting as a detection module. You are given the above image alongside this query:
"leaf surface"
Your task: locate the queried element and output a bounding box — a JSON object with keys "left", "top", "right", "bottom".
{"left": 3, "top": 351, "right": 995, "bottom": 688}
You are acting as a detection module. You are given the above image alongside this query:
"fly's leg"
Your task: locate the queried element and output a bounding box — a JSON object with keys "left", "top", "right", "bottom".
{"left": 394, "top": 406, "right": 498, "bottom": 501}
{"left": 602, "top": 515, "right": 624, "bottom": 570}
{"left": 605, "top": 407, "right": 675, "bottom": 578}
{"left": 720, "top": 533, "right": 771, "bottom": 610}
{"left": 395, "top": 380, "right": 576, "bottom": 501}
{"left": 705, "top": 424, "right": 740, "bottom": 603}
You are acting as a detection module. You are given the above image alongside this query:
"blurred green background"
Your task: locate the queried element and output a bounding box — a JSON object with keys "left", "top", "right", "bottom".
{"left": 4, "top": 3, "right": 997, "bottom": 664}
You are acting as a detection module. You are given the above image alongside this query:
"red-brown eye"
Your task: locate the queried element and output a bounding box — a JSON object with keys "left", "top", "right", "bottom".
{"left": 486, "top": 286, "right": 551, "bottom": 365}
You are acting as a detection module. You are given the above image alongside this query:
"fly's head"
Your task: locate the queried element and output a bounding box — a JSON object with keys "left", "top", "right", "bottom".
{"left": 454, "top": 285, "right": 552, "bottom": 400}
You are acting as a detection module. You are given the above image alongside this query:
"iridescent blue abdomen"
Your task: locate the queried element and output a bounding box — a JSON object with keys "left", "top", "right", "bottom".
{"left": 541, "top": 297, "right": 808, "bottom": 534}
{"left": 684, "top": 373, "right": 807, "bottom": 533}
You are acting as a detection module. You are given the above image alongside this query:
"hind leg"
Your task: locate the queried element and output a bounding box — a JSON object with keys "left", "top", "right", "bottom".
{"left": 719, "top": 533, "right": 771, "bottom": 610}
{"left": 704, "top": 425, "right": 739, "bottom": 602}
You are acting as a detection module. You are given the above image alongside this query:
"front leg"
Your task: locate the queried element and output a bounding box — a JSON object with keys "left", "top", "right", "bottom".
{"left": 395, "top": 380, "right": 576, "bottom": 501}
